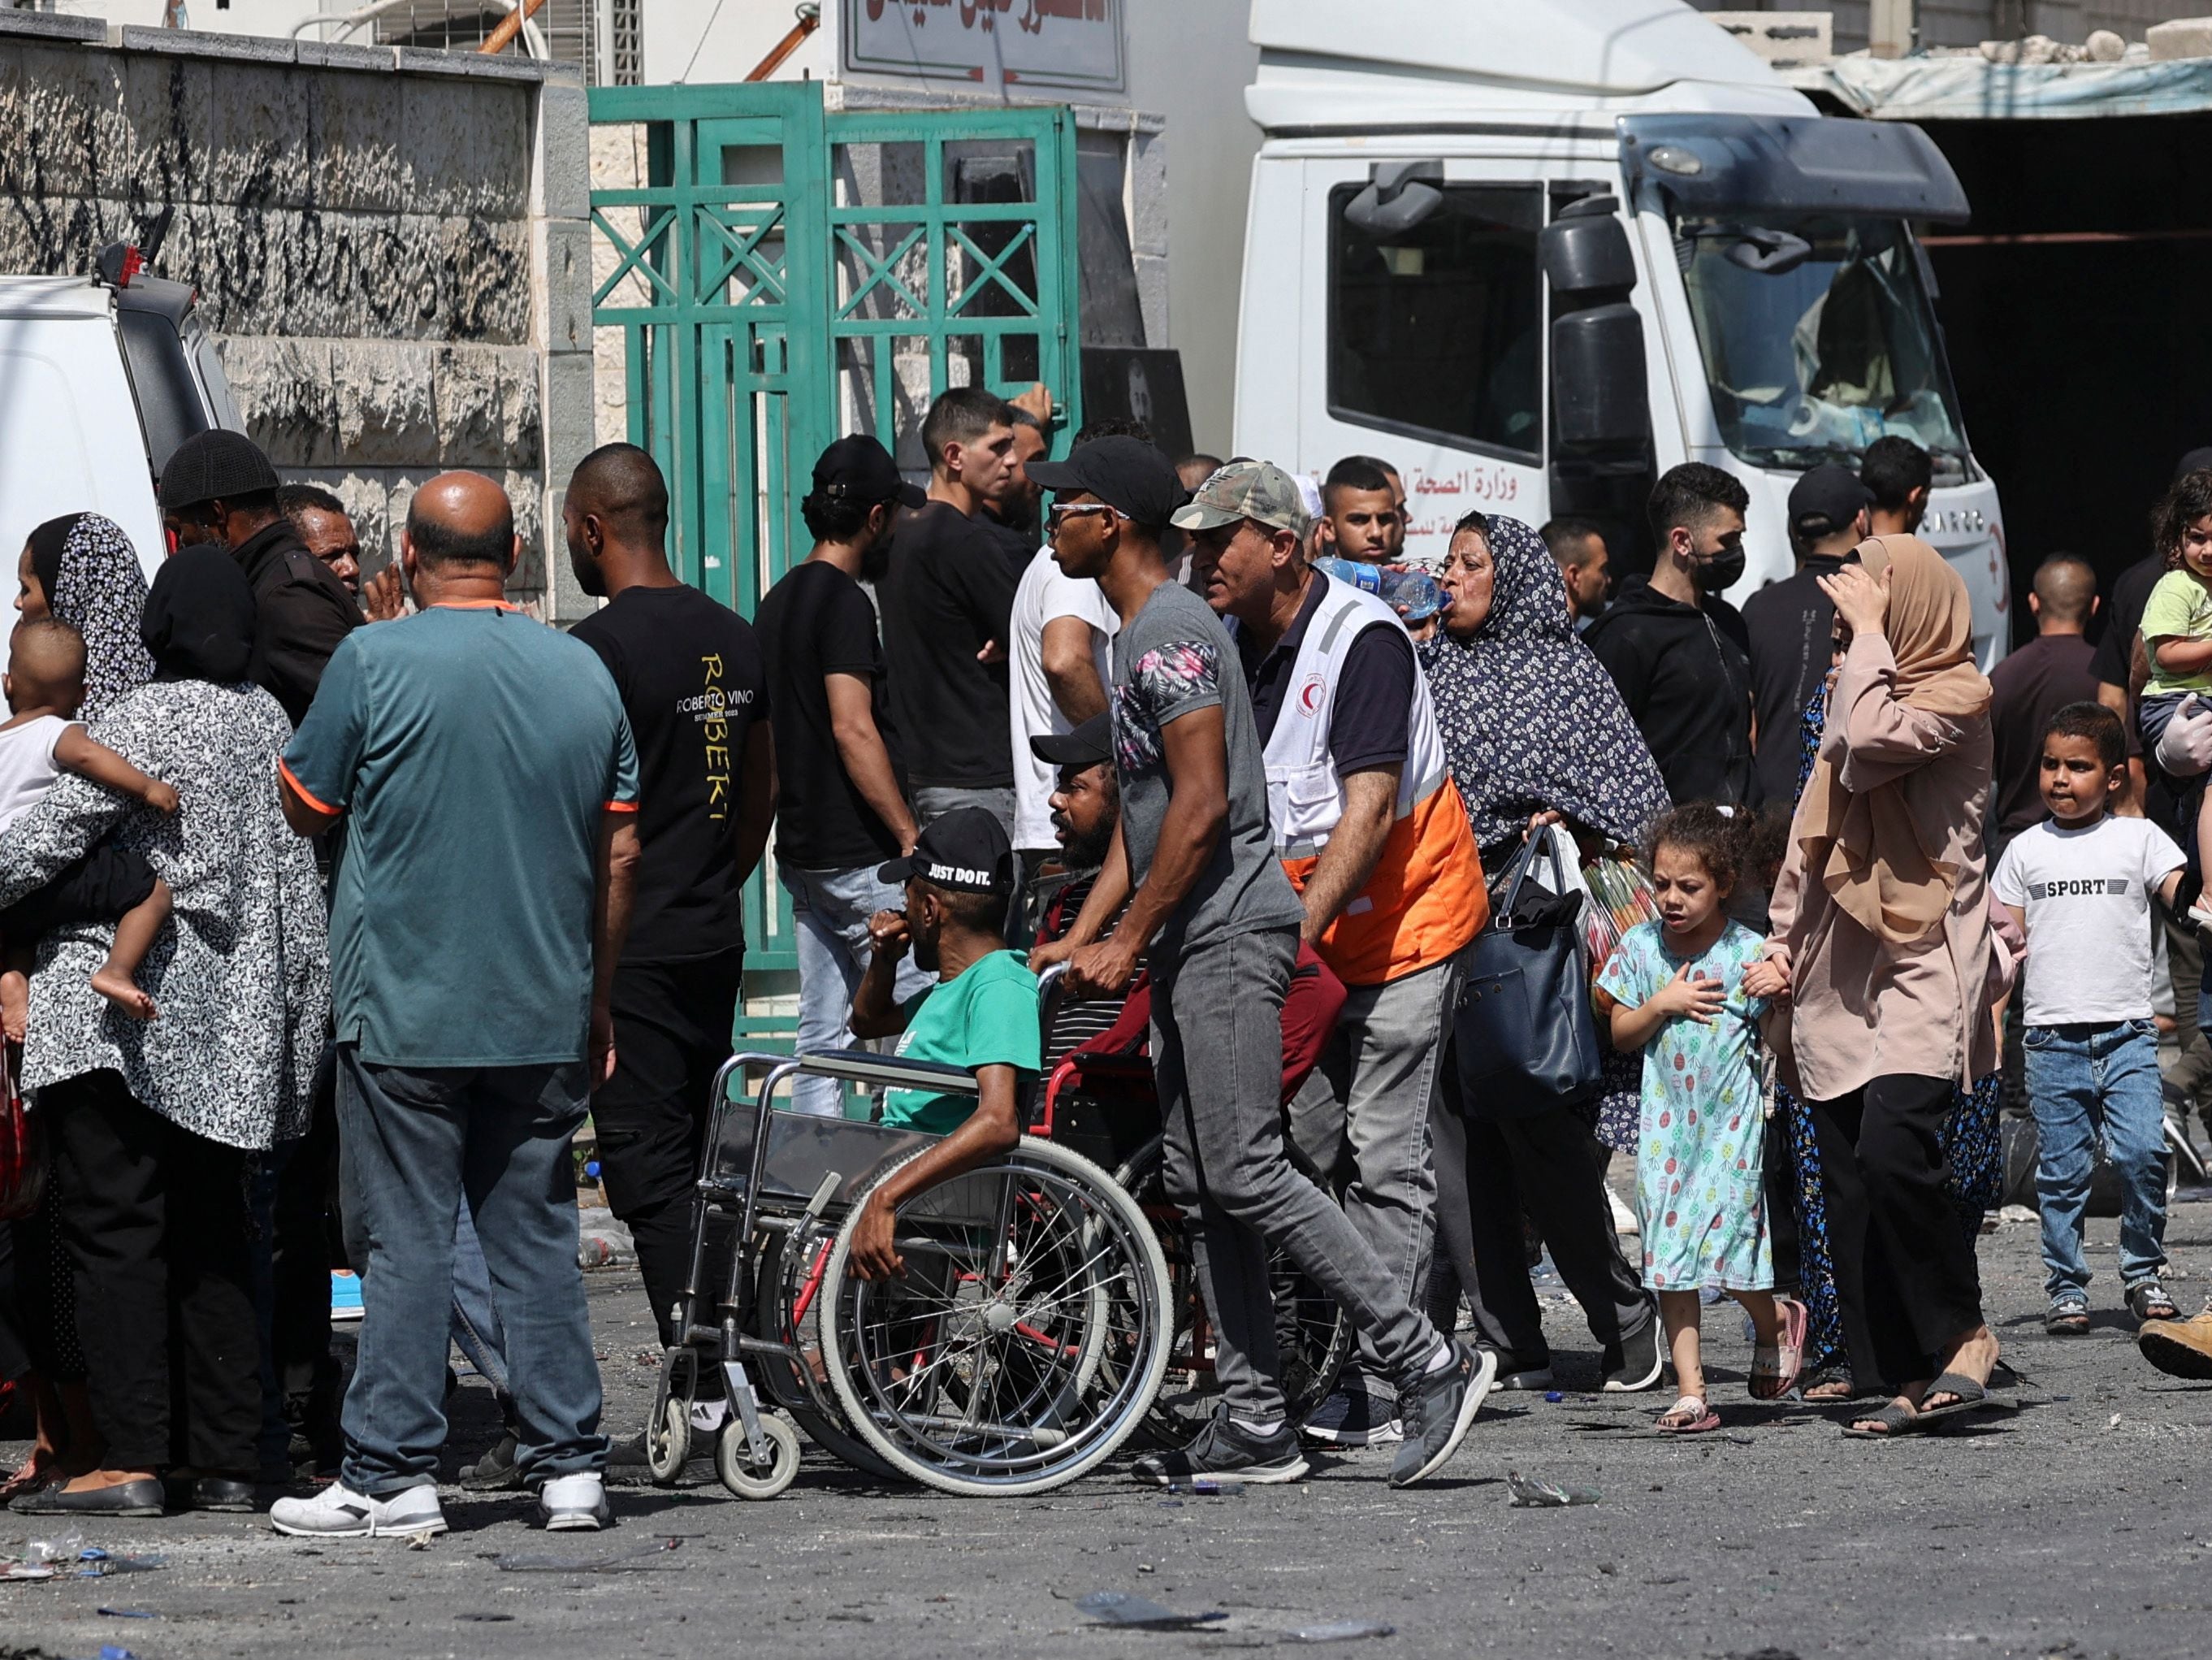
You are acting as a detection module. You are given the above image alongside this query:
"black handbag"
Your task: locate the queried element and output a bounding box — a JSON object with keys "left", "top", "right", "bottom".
{"left": 1454, "top": 832, "right": 1603, "bottom": 1117}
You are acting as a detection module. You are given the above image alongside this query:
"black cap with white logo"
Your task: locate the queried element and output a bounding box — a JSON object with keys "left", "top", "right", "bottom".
{"left": 877, "top": 806, "right": 1015, "bottom": 895}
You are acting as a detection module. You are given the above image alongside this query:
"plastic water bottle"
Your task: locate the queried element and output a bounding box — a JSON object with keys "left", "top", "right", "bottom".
{"left": 1314, "top": 556, "right": 1444, "bottom": 622}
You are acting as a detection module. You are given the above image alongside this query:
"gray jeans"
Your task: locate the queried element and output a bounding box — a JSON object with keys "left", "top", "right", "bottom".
{"left": 913, "top": 784, "right": 1017, "bottom": 842}
{"left": 1153, "top": 925, "right": 1443, "bottom": 1424}
{"left": 1287, "top": 950, "right": 1460, "bottom": 1389}
{"left": 781, "top": 864, "right": 934, "bottom": 1118}
{"left": 335, "top": 1049, "right": 605, "bottom": 1496}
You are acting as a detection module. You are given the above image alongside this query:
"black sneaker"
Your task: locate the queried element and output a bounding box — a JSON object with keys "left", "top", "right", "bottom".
{"left": 1602, "top": 1319, "right": 1664, "bottom": 1393}
{"left": 1485, "top": 1348, "right": 1555, "bottom": 1391}
{"left": 1132, "top": 1411, "right": 1309, "bottom": 1485}
{"left": 459, "top": 1431, "right": 523, "bottom": 1492}
{"left": 1301, "top": 1382, "right": 1402, "bottom": 1446}
{"left": 1390, "top": 1341, "right": 1495, "bottom": 1488}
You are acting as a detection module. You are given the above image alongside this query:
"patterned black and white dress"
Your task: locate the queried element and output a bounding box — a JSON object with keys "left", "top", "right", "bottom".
{"left": 0, "top": 679, "right": 329, "bottom": 1151}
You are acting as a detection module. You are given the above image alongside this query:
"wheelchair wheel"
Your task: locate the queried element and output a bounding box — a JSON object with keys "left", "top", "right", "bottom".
{"left": 820, "top": 1135, "right": 1171, "bottom": 1496}
{"left": 751, "top": 1232, "right": 907, "bottom": 1484}
{"left": 716, "top": 1412, "right": 801, "bottom": 1500}
{"left": 645, "top": 1352, "right": 694, "bottom": 1484}
{"left": 1115, "top": 1136, "right": 1353, "bottom": 1446}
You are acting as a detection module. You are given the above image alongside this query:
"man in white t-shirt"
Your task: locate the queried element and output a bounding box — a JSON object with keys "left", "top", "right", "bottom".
{"left": 1991, "top": 700, "right": 2186, "bottom": 1340}
{"left": 1006, "top": 426, "right": 1153, "bottom": 883}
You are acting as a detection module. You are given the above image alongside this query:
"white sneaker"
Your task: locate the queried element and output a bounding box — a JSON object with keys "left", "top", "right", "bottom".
{"left": 537, "top": 1471, "right": 612, "bottom": 1532}
{"left": 269, "top": 1480, "right": 447, "bottom": 1538}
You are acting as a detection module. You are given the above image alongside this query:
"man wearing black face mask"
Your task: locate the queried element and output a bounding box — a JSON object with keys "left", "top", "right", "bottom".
{"left": 1585, "top": 463, "right": 1758, "bottom": 807}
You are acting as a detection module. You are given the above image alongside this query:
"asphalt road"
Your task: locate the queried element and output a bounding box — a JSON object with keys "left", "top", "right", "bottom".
{"left": 6, "top": 1198, "right": 2210, "bottom": 1660}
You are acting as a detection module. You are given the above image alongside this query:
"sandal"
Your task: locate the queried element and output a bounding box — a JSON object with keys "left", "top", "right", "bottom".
{"left": 2044, "top": 1294, "right": 2090, "bottom": 1337}
{"left": 1915, "top": 1369, "right": 2015, "bottom": 1424}
{"left": 1656, "top": 1394, "right": 1721, "bottom": 1434}
{"left": 1749, "top": 1297, "right": 1809, "bottom": 1401}
{"left": 2128, "top": 1280, "right": 2180, "bottom": 1324}
{"left": 0, "top": 1450, "right": 58, "bottom": 1504}
{"left": 1801, "top": 1367, "right": 1858, "bottom": 1402}
{"left": 1841, "top": 1400, "right": 1920, "bottom": 1439}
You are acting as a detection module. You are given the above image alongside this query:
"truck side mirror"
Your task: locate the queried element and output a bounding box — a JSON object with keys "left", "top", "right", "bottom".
{"left": 1542, "top": 197, "right": 1648, "bottom": 451}
{"left": 1344, "top": 160, "right": 1444, "bottom": 237}
{"left": 1552, "top": 305, "right": 1648, "bottom": 450}
{"left": 1539, "top": 197, "right": 1635, "bottom": 294}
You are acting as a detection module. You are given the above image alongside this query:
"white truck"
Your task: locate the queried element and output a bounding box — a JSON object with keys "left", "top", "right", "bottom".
{"left": 0, "top": 224, "right": 242, "bottom": 600}
{"left": 1232, "top": 0, "right": 2011, "bottom": 665}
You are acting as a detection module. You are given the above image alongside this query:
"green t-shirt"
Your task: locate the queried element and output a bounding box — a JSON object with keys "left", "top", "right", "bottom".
{"left": 2141, "top": 569, "right": 2212, "bottom": 696}
{"left": 880, "top": 950, "right": 1041, "bottom": 1135}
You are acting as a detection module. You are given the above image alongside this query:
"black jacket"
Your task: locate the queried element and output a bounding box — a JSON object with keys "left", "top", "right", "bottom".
{"left": 1583, "top": 574, "right": 1757, "bottom": 808}
{"left": 231, "top": 520, "right": 363, "bottom": 727}
{"left": 1742, "top": 555, "right": 1845, "bottom": 807}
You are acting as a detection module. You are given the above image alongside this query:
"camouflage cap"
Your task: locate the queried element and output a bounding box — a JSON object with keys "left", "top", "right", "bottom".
{"left": 1168, "top": 459, "right": 1309, "bottom": 540}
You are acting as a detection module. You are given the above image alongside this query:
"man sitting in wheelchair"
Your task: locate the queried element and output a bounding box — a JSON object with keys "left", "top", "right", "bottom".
{"left": 845, "top": 806, "right": 1041, "bottom": 1281}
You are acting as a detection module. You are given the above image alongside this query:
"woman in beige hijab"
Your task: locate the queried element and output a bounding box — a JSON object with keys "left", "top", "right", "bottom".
{"left": 1744, "top": 534, "right": 2002, "bottom": 1437}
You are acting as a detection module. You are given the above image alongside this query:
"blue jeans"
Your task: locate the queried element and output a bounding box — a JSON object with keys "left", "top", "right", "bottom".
{"left": 2024, "top": 1020, "right": 2169, "bottom": 1300}
{"left": 449, "top": 1198, "right": 511, "bottom": 1402}
{"left": 780, "top": 864, "right": 933, "bottom": 1118}
{"left": 335, "top": 1047, "right": 604, "bottom": 1495}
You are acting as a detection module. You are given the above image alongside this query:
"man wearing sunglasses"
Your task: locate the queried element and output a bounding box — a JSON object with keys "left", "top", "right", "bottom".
{"left": 1585, "top": 463, "right": 1759, "bottom": 808}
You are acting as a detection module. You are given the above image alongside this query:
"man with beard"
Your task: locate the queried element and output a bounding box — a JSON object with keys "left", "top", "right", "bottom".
{"left": 562, "top": 444, "right": 773, "bottom": 1453}
{"left": 755, "top": 436, "right": 933, "bottom": 1117}
{"left": 1029, "top": 712, "right": 1346, "bottom": 1084}
{"left": 842, "top": 808, "right": 1038, "bottom": 1280}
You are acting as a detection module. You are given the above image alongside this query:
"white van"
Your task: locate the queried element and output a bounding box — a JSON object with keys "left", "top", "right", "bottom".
{"left": 1232, "top": 0, "right": 2010, "bottom": 666}
{"left": 0, "top": 231, "right": 243, "bottom": 602}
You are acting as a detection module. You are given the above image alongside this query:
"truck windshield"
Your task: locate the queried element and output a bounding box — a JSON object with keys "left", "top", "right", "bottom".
{"left": 1678, "top": 214, "right": 1967, "bottom": 483}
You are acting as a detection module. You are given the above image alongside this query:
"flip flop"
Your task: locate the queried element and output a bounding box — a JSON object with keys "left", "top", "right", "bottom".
{"left": 1750, "top": 1298, "right": 1810, "bottom": 1401}
{"left": 1840, "top": 1400, "right": 1919, "bottom": 1439}
{"left": 1656, "top": 1394, "right": 1721, "bottom": 1434}
{"left": 1911, "top": 1370, "right": 2016, "bottom": 1426}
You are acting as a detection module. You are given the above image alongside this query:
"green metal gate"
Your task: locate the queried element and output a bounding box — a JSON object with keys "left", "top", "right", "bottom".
{"left": 587, "top": 80, "right": 1083, "bottom": 981}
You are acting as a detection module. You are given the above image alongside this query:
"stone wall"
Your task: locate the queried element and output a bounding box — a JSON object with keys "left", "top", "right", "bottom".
{"left": 0, "top": 11, "right": 592, "bottom": 613}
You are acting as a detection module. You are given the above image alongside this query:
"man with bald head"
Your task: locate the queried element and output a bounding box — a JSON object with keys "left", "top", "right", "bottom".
{"left": 1989, "top": 553, "right": 2102, "bottom": 851}
{"left": 272, "top": 471, "right": 639, "bottom": 1541}
{"left": 564, "top": 443, "right": 772, "bottom": 1457}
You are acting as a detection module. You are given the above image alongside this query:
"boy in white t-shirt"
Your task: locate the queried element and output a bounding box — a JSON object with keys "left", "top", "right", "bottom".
{"left": 0, "top": 618, "right": 180, "bottom": 1032}
{"left": 1991, "top": 700, "right": 2186, "bottom": 1337}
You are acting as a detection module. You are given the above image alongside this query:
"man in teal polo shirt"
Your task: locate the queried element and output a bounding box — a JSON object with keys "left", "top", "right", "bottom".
{"left": 266, "top": 473, "right": 641, "bottom": 1541}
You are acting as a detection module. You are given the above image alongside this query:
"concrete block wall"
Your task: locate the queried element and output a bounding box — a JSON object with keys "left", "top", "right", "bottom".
{"left": 0, "top": 13, "right": 592, "bottom": 615}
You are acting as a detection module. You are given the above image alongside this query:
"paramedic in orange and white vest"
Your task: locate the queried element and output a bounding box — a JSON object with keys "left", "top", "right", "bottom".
{"left": 1179, "top": 460, "right": 1489, "bottom": 1451}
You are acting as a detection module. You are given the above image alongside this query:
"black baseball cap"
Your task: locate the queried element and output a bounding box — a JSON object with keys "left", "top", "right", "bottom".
{"left": 877, "top": 806, "right": 1015, "bottom": 895}
{"left": 1030, "top": 712, "right": 1110, "bottom": 771}
{"left": 1788, "top": 463, "right": 1872, "bottom": 538}
{"left": 1027, "top": 436, "right": 1188, "bottom": 530}
{"left": 813, "top": 434, "right": 926, "bottom": 509}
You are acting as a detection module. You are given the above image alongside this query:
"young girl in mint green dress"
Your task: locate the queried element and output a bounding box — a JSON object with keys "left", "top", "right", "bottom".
{"left": 1595, "top": 804, "right": 1807, "bottom": 1432}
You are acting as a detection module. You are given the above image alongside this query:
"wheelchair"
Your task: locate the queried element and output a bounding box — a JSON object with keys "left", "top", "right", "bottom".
{"left": 647, "top": 964, "right": 1354, "bottom": 1497}
{"left": 1029, "top": 1047, "right": 1354, "bottom": 1446}
{"left": 645, "top": 971, "right": 1174, "bottom": 1498}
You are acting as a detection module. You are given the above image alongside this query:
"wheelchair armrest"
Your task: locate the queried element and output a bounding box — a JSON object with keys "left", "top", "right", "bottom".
{"left": 789, "top": 1048, "right": 981, "bottom": 1096}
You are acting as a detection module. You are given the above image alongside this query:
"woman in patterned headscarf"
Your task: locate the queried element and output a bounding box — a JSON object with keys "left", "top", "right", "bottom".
{"left": 18, "top": 514, "right": 158, "bottom": 717}
{"left": 1, "top": 522, "right": 329, "bottom": 1517}
{"left": 1418, "top": 511, "right": 1673, "bottom": 1396}
{"left": 0, "top": 513, "right": 161, "bottom": 1503}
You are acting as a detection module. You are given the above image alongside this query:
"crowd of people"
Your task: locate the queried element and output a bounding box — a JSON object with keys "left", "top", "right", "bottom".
{"left": 8, "top": 387, "right": 2212, "bottom": 1533}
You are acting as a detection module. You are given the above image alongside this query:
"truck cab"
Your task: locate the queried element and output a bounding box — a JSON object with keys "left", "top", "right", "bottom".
{"left": 0, "top": 244, "right": 241, "bottom": 600}
{"left": 1233, "top": 0, "right": 2009, "bottom": 666}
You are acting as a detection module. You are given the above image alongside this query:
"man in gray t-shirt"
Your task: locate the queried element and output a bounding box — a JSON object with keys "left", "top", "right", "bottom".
{"left": 1108, "top": 578, "right": 1305, "bottom": 958}
{"left": 1030, "top": 438, "right": 1488, "bottom": 1489}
